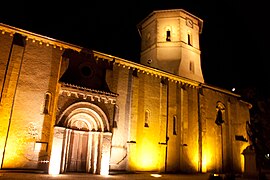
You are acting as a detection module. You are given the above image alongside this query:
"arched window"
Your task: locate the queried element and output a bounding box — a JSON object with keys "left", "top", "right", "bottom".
{"left": 165, "top": 26, "right": 172, "bottom": 42}
{"left": 215, "top": 101, "right": 225, "bottom": 126}
{"left": 166, "top": 30, "right": 171, "bottom": 41}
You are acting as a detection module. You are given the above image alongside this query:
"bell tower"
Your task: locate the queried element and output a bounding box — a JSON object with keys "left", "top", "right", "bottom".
{"left": 137, "top": 9, "right": 204, "bottom": 83}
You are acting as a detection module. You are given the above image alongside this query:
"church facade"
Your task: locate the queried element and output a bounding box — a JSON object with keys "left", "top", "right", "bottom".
{"left": 0, "top": 9, "right": 251, "bottom": 175}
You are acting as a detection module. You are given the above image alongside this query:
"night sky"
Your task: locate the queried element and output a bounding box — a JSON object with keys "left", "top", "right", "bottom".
{"left": 0, "top": 0, "right": 269, "bottom": 92}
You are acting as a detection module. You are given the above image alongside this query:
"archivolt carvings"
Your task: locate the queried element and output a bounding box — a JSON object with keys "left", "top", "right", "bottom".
{"left": 68, "top": 119, "right": 89, "bottom": 131}
{"left": 57, "top": 102, "right": 110, "bottom": 132}
{"left": 216, "top": 101, "right": 226, "bottom": 112}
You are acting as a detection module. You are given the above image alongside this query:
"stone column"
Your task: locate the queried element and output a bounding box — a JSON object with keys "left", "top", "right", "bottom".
{"left": 99, "top": 132, "right": 112, "bottom": 175}
{"left": 48, "top": 126, "right": 66, "bottom": 175}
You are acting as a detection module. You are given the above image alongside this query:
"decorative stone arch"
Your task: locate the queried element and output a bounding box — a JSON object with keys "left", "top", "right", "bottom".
{"left": 57, "top": 102, "right": 110, "bottom": 132}
{"left": 215, "top": 101, "right": 226, "bottom": 126}
{"left": 216, "top": 101, "right": 226, "bottom": 112}
{"left": 49, "top": 102, "right": 112, "bottom": 175}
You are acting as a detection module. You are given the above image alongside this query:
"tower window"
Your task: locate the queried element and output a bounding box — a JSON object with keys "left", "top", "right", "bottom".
{"left": 166, "top": 30, "right": 171, "bottom": 41}
{"left": 188, "top": 33, "right": 192, "bottom": 46}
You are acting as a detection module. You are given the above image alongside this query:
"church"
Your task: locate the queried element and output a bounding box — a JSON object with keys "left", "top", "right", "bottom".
{"left": 0, "top": 9, "right": 251, "bottom": 175}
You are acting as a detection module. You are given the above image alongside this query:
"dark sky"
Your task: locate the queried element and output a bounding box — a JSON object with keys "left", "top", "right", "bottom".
{"left": 0, "top": 0, "right": 269, "bottom": 92}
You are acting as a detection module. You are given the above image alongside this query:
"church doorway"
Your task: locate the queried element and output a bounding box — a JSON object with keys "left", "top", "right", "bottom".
{"left": 49, "top": 102, "right": 112, "bottom": 175}
{"left": 64, "top": 129, "right": 104, "bottom": 174}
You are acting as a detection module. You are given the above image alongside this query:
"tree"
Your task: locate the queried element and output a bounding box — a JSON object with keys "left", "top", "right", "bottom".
{"left": 241, "top": 86, "right": 270, "bottom": 170}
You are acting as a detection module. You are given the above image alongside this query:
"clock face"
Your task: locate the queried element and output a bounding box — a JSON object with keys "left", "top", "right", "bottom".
{"left": 186, "top": 19, "right": 193, "bottom": 28}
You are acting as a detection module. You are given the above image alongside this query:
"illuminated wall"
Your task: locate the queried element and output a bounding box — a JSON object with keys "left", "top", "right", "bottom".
{"left": 0, "top": 29, "right": 62, "bottom": 170}
{"left": 131, "top": 73, "right": 164, "bottom": 171}
{"left": 107, "top": 64, "right": 201, "bottom": 172}
{"left": 199, "top": 86, "right": 250, "bottom": 173}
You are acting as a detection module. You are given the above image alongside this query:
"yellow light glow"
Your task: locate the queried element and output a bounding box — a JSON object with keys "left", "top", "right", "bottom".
{"left": 150, "top": 174, "right": 162, "bottom": 178}
{"left": 2, "top": 143, "right": 20, "bottom": 167}
{"left": 202, "top": 155, "right": 207, "bottom": 173}
{"left": 192, "top": 152, "right": 199, "bottom": 170}
{"left": 136, "top": 139, "right": 158, "bottom": 171}
{"left": 2, "top": 133, "right": 36, "bottom": 168}
{"left": 49, "top": 127, "right": 67, "bottom": 175}
{"left": 201, "top": 148, "right": 213, "bottom": 173}
{"left": 140, "top": 152, "right": 155, "bottom": 169}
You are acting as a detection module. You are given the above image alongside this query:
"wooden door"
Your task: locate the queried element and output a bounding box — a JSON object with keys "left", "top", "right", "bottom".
{"left": 67, "top": 131, "right": 88, "bottom": 172}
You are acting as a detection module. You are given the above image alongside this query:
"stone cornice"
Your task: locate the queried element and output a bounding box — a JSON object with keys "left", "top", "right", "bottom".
{"left": 93, "top": 50, "right": 200, "bottom": 88}
{"left": 0, "top": 23, "right": 81, "bottom": 52}
{"left": 137, "top": 9, "right": 203, "bottom": 34}
{"left": 202, "top": 83, "right": 241, "bottom": 97}
{"left": 60, "top": 83, "right": 118, "bottom": 104}
{"left": 239, "top": 100, "right": 253, "bottom": 109}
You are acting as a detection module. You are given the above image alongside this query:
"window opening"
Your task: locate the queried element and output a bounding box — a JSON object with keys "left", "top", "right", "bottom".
{"left": 173, "top": 115, "right": 177, "bottom": 135}
{"left": 190, "top": 61, "right": 194, "bottom": 73}
{"left": 43, "top": 92, "right": 52, "bottom": 114}
{"left": 144, "top": 110, "right": 150, "bottom": 127}
{"left": 215, "top": 101, "right": 225, "bottom": 126}
{"left": 188, "top": 33, "right": 192, "bottom": 46}
{"left": 166, "top": 30, "right": 171, "bottom": 41}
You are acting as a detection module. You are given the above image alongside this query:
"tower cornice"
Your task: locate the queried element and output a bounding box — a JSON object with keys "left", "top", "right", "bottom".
{"left": 137, "top": 9, "right": 203, "bottom": 35}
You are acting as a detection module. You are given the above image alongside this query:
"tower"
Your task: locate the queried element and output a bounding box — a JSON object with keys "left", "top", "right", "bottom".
{"left": 137, "top": 9, "right": 204, "bottom": 83}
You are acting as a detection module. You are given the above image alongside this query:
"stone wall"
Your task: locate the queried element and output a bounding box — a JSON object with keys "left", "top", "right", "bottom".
{"left": 200, "top": 86, "right": 250, "bottom": 173}
{"left": 0, "top": 31, "right": 63, "bottom": 169}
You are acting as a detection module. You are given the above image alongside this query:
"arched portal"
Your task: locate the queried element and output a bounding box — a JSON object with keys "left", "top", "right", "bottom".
{"left": 49, "top": 102, "right": 112, "bottom": 175}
